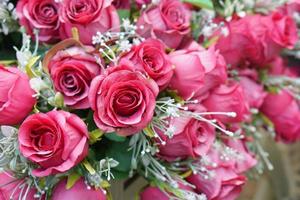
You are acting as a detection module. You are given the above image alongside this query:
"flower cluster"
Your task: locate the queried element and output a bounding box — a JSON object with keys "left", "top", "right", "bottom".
{"left": 0, "top": 0, "right": 299, "bottom": 199}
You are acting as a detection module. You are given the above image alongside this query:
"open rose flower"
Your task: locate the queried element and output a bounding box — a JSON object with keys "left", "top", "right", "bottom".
{"left": 187, "top": 166, "right": 246, "bottom": 200}
{"left": 261, "top": 90, "right": 300, "bottom": 143}
{"left": 0, "top": 172, "right": 40, "bottom": 200}
{"left": 137, "top": 0, "right": 191, "bottom": 49}
{"left": 156, "top": 105, "right": 215, "bottom": 161}
{"left": 203, "top": 81, "right": 250, "bottom": 124}
{"left": 46, "top": 45, "right": 102, "bottom": 109}
{"left": 119, "top": 39, "right": 173, "bottom": 90}
{"left": 0, "top": 65, "right": 36, "bottom": 126}
{"left": 52, "top": 178, "right": 107, "bottom": 200}
{"left": 59, "top": 0, "right": 120, "bottom": 45}
{"left": 89, "top": 65, "right": 159, "bottom": 136}
{"left": 169, "top": 46, "right": 227, "bottom": 100}
{"left": 18, "top": 110, "right": 89, "bottom": 177}
{"left": 16, "top": 0, "right": 60, "bottom": 43}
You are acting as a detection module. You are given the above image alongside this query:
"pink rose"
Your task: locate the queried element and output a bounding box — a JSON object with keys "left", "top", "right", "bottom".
{"left": 169, "top": 46, "right": 227, "bottom": 100}
{"left": 261, "top": 90, "right": 300, "bottom": 143}
{"left": 187, "top": 167, "right": 246, "bottom": 200}
{"left": 119, "top": 39, "right": 173, "bottom": 90}
{"left": 89, "top": 65, "right": 159, "bottom": 136}
{"left": 0, "top": 65, "right": 36, "bottom": 126}
{"left": 52, "top": 178, "right": 107, "bottom": 200}
{"left": 16, "top": 0, "right": 60, "bottom": 43}
{"left": 203, "top": 81, "right": 250, "bottom": 124}
{"left": 268, "top": 57, "right": 298, "bottom": 77}
{"left": 239, "top": 76, "right": 266, "bottom": 109}
{"left": 46, "top": 45, "right": 102, "bottom": 109}
{"left": 137, "top": 0, "right": 191, "bottom": 49}
{"left": 59, "top": 0, "right": 120, "bottom": 45}
{"left": 112, "top": 0, "right": 130, "bottom": 9}
{"left": 18, "top": 110, "right": 89, "bottom": 177}
{"left": 157, "top": 105, "right": 215, "bottom": 161}
{"left": 140, "top": 187, "right": 169, "bottom": 200}
{"left": 0, "top": 172, "right": 40, "bottom": 200}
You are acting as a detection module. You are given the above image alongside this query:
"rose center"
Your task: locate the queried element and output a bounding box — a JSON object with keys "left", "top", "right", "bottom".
{"left": 113, "top": 90, "right": 141, "bottom": 116}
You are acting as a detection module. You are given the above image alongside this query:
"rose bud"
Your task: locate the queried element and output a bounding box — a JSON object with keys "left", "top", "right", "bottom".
{"left": 187, "top": 166, "right": 246, "bottom": 200}
{"left": 59, "top": 0, "right": 120, "bottom": 45}
{"left": 169, "top": 46, "right": 227, "bottom": 100}
{"left": 18, "top": 110, "right": 89, "bottom": 177}
{"left": 261, "top": 90, "right": 300, "bottom": 143}
{"left": 52, "top": 178, "right": 107, "bottom": 200}
{"left": 0, "top": 172, "right": 41, "bottom": 200}
{"left": 137, "top": 0, "right": 191, "bottom": 49}
{"left": 45, "top": 45, "right": 102, "bottom": 109}
{"left": 16, "top": 0, "right": 60, "bottom": 43}
{"left": 119, "top": 39, "right": 174, "bottom": 90}
{"left": 156, "top": 105, "right": 215, "bottom": 162}
{"left": 0, "top": 65, "right": 36, "bottom": 126}
{"left": 89, "top": 65, "right": 159, "bottom": 136}
{"left": 203, "top": 81, "right": 250, "bottom": 124}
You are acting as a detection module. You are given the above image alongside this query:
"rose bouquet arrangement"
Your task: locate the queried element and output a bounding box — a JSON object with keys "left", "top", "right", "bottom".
{"left": 0, "top": 0, "right": 300, "bottom": 199}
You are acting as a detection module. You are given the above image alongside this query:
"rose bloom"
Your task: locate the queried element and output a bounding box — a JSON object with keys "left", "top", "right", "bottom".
{"left": 157, "top": 105, "right": 215, "bottom": 161}
{"left": 169, "top": 46, "right": 227, "bottom": 100}
{"left": 46, "top": 45, "right": 102, "bottom": 109}
{"left": 119, "top": 39, "right": 173, "bottom": 90}
{"left": 261, "top": 90, "right": 300, "bottom": 143}
{"left": 187, "top": 166, "right": 246, "bottom": 200}
{"left": 268, "top": 57, "right": 298, "bottom": 77}
{"left": 18, "top": 110, "right": 89, "bottom": 177}
{"left": 16, "top": 0, "right": 60, "bottom": 43}
{"left": 89, "top": 65, "right": 159, "bottom": 136}
{"left": 0, "top": 172, "right": 40, "bottom": 200}
{"left": 203, "top": 81, "right": 250, "bottom": 124}
{"left": 137, "top": 0, "right": 191, "bottom": 49}
{"left": 0, "top": 65, "right": 36, "bottom": 126}
{"left": 52, "top": 178, "right": 106, "bottom": 200}
{"left": 59, "top": 0, "right": 120, "bottom": 45}
{"left": 112, "top": 0, "right": 130, "bottom": 9}
{"left": 215, "top": 12, "right": 297, "bottom": 68}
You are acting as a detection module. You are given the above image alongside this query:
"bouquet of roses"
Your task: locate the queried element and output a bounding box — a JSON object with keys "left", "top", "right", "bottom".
{"left": 0, "top": 0, "right": 300, "bottom": 199}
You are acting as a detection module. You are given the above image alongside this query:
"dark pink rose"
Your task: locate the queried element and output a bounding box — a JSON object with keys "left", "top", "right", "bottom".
{"left": 119, "top": 39, "right": 174, "bottom": 90}
{"left": 16, "top": 0, "right": 60, "bottom": 43}
{"left": 89, "top": 65, "right": 159, "bottom": 136}
{"left": 261, "top": 90, "right": 300, "bottom": 143}
{"left": 239, "top": 76, "right": 267, "bottom": 109}
{"left": 0, "top": 172, "right": 40, "bottom": 200}
{"left": 112, "top": 0, "right": 130, "bottom": 9}
{"left": 0, "top": 65, "right": 36, "bottom": 126}
{"left": 52, "top": 178, "right": 107, "bottom": 200}
{"left": 203, "top": 81, "right": 250, "bottom": 124}
{"left": 137, "top": 0, "right": 191, "bottom": 49}
{"left": 187, "top": 166, "right": 246, "bottom": 200}
{"left": 59, "top": 0, "right": 120, "bottom": 45}
{"left": 169, "top": 46, "right": 227, "bottom": 100}
{"left": 140, "top": 186, "right": 169, "bottom": 200}
{"left": 18, "top": 110, "right": 89, "bottom": 177}
{"left": 47, "top": 46, "right": 102, "bottom": 109}
{"left": 157, "top": 105, "right": 215, "bottom": 161}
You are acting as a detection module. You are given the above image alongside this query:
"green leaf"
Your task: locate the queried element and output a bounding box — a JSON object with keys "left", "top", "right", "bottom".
{"left": 105, "top": 132, "right": 126, "bottom": 142}
{"left": 66, "top": 172, "right": 81, "bottom": 189}
{"left": 118, "top": 9, "right": 130, "bottom": 21}
{"left": 183, "top": 0, "right": 214, "bottom": 9}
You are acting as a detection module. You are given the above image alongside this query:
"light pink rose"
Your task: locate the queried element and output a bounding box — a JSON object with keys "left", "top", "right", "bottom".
{"left": 89, "top": 65, "right": 159, "bottom": 136}
{"left": 52, "top": 178, "right": 107, "bottom": 200}
{"left": 46, "top": 46, "right": 102, "bottom": 109}
{"left": 187, "top": 166, "right": 246, "bottom": 200}
{"left": 203, "top": 81, "right": 250, "bottom": 124}
{"left": 157, "top": 105, "right": 215, "bottom": 161}
{"left": 0, "top": 172, "right": 40, "bottom": 200}
{"left": 59, "top": 0, "right": 120, "bottom": 45}
{"left": 137, "top": 0, "right": 191, "bottom": 49}
{"left": 16, "top": 0, "right": 60, "bottom": 43}
{"left": 119, "top": 39, "right": 174, "bottom": 90}
{"left": 169, "top": 46, "right": 227, "bottom": 100}
{"left": 18, "top": 110, "right": 89, "bottom": 177}
{"left": 261, "top": 90, "right": 300, "bottom": 143}
{"left": 0, "top": 65, "right": 36, "bottom": 126}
